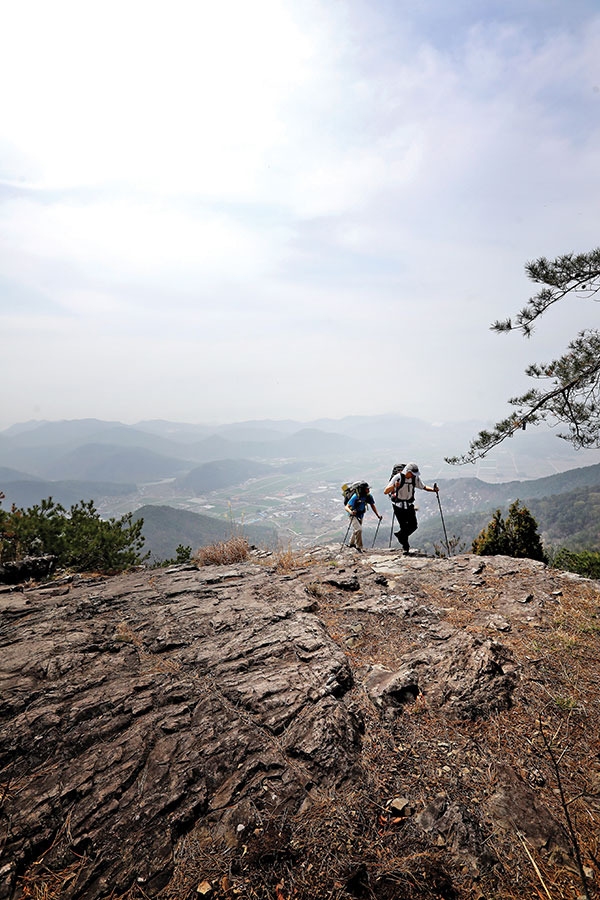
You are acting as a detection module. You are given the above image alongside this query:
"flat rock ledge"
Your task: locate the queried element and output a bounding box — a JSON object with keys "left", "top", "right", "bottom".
{"left": 1, "top": 550, "right": 598, "bottom": 899}
{"left": 0, "top": 564, "right": 359, "bottom": 898}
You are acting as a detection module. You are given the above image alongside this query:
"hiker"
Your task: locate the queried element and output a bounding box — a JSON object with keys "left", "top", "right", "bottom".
{"left": 344, "top": 483, "right": 382, "bottom": 552}
{"left": 384, "top": 462, "right": 438, "bottom": 553}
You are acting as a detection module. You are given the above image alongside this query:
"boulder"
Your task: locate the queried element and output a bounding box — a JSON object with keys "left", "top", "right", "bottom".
{"left": 0, "top": 554, "right": 56, "bottom": 585}
{"left": 365, "top": 632, "right": 518, "bottom": 719}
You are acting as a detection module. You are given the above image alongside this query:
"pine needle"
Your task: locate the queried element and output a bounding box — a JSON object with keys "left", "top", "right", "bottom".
{"left": 515, "top": 830, "right": 552, "bottom": 900}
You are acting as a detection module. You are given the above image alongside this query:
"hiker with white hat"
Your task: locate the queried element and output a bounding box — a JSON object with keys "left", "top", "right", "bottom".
{"left": 384, "top": 462, "right": 438, "bottom": 553}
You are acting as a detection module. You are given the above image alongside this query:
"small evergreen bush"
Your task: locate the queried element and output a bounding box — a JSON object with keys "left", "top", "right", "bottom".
{"left": 550, "top": 548, "right": 600, "bottom": 579}
{"left": 158, "top": 544, "right": 193, "bottom": 567}
{"left": 473, "top": 500, "right": 547, "bottom": 562}
{"left": 0, "top": 496, "right": 147, "bottom": 573}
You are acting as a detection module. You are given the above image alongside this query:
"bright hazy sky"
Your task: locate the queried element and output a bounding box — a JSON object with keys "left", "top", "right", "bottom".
{"left": 1, "top": 0, "right": 599, "bottom": 428}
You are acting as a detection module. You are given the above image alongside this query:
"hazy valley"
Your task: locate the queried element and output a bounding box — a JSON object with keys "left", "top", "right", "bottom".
{"left": 2, "top": 416, "right": 600, "bottom": 560}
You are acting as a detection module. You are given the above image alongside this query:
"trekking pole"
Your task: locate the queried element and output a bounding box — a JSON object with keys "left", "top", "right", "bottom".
{"left": 436, "top": 489, "right": 451, "bottom": 556}
{"left": 341, "top": 517, "right": 352, "bottom": 550}
{"left": 388, "top": 511, "right": 394, "bottom": 548}
{"left": 372, "top": 516, "right": 382, "bottom": 549}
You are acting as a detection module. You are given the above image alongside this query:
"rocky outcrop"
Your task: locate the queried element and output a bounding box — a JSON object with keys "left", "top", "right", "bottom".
{"left": 0, "top": 554, "right": 56, "bottom": 585}
{"left": 1, "top": 550, "right": 599, "bottom": 899}
{"left": 0, "top": 564, "right": 359, "bottom": 898}
{"left": 365, "top": 632, "right": 518, "bottom": 720}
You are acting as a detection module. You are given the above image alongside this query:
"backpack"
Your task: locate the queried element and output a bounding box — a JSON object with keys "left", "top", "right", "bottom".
{"left": 342, "top": 481, "right": 369, "bottom": 505}
{"left": 390, "top": 473, "right": 405, "bottom": 500}
{"left": 389, "top": 469, "right": 414, "bottom": 503}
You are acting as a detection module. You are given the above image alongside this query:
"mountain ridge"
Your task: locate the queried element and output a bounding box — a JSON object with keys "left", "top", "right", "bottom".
{"left": 132, "top": 503, "right": 277, "bottom": 561}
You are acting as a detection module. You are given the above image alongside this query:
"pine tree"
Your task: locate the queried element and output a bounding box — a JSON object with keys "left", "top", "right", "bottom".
{"left": 472, "top": 500, "right": 546, "bottom": 562}
{"left": 447, "top": 248, "right": 600, "bottom": 464}
{"left": 0, "top": 497, "right": 147, "bottom": 573}
{"left": 504, "top": 500, "right": 547, "bottom": 562}
{"left": 472, "top": 509, "right": 509, "bottom": 556}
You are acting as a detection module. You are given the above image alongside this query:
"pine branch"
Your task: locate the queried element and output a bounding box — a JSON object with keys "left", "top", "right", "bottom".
{"left": 447, "top": 326, "right": 600, "bottom": 464}
{"left": 539, "top": 717, "right": 591, "bottom": 900}
{"left": 491, "top": 249, "right": 600, "bottom": 337}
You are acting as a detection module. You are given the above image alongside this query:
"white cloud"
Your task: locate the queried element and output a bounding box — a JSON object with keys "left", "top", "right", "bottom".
{"left": 0, "top": 0, "right": 313, "bottom": 196}
{"left": 0, "top": 197, "right": 285, "bottom": 296}
{"left": 1, "top": 1, "right": 600, "bottom": 427}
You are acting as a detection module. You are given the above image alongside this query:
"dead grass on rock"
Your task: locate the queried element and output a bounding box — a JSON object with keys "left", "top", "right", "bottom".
{"left": 270, "top": 545, "right": 308, "bottom": 573}
{"left": 16, "top": 812, "right": 90, "bottom": 900}
{"left": 255, "top": 545, "right": 317, "bottom": 574}
{"left": 193, "top": 537, "right": 250, "bottom": 567}
{"left": 19, "top": 859, "right": 87, "bottom": 900}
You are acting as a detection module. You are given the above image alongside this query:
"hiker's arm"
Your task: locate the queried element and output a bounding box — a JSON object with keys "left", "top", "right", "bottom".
{"left": 370, "top": 503, "right": 382, "bottom": 519}
{"left": 414, "top": 474, "right": 437, "bottom": 493}
{"left": 383, "top": 478, "right": 398, "bottom": 495}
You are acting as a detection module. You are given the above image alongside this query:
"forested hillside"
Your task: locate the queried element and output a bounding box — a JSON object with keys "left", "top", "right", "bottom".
{"left": 133, "top": 504, "right": 277, "bottom": 561}
{"left": 415, "top": 483, "right": 600, "bottom": 554}
{"left": 434, "top": 463, "right": 600, "bottom": 517}
{"left": 528, "top": 486, "right": 600, "bottom": 550}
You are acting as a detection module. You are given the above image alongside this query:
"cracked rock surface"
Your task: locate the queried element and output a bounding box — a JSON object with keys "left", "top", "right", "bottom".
{"left": 0, "top": 564, "right": 358, "bottom": 898}
{"left": 1, "top": 549, "right": 599, "bottom": 899}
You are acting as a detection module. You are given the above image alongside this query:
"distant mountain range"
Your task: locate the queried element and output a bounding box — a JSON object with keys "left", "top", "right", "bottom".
{"left": 1, "top": 479, "right": 136, "bottom": 510}
{"left": 44, "top": 443, "right": 193, "bottom": 482}
{"left": 0, "top": 419, "right": 368, "bottom": 480}
{"left": 133, "top": 504, "right": 277, "bottom": 561}
{"left": 3, "top": 416, "right": 600, "bottom": 488}
{"left": 0, "top": 466, "right": 43, "bottom": 483}
{"left": 2, "top": 417, "right": 600, "bottom": 558}
{"left": 180, "top": 428, "right": 359, "bottom": 464}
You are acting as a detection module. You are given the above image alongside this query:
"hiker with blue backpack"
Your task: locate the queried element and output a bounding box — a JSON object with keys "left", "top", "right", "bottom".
{"left": 343, "top": 481, "right": 382, "bottom": 552}
{"left": 384, "top": 462, "right": 438, "bottom": 553}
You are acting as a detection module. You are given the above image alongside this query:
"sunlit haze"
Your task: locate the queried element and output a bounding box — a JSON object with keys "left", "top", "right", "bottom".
{"left": 1, "top": 0, "right": 599, "bottom": 428}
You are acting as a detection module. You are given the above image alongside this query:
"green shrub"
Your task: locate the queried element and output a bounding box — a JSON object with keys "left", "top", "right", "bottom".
{"left": 472, "top": 509, "right": 509, "bottom": 556}
{"left": 550, "top": 547, "right": 600, "bottom": 579}
{"left": 473, "top": 500, "right": 546, "bottom": 562}
{"left": 158, "top": 544, "right": 193, "bottom": 567}
{"left": 0, "top": 496, "right": 147, "bottom": 573}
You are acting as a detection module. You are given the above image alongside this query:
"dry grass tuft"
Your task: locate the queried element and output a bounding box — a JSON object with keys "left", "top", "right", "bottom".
{"left": 271, "top": 544, "right": 313, "bottom": 573}
{"left": 19, "top": 859, "right": 87, "bottom": 899}
{"left": 114, "top": 622, "right": 141, "bottom": 646}
{"left": 193, "top": 537, "right": 250, "bottom": 567}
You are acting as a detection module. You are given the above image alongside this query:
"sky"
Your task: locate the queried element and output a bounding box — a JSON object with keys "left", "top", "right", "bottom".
{"left": 1, "top": 0, "right": 599, "bottom": 429}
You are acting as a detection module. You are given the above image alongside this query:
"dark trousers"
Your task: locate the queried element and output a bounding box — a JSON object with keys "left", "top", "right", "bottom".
{"left": 393, "top": 504, "right": 418, "bottom": 550}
